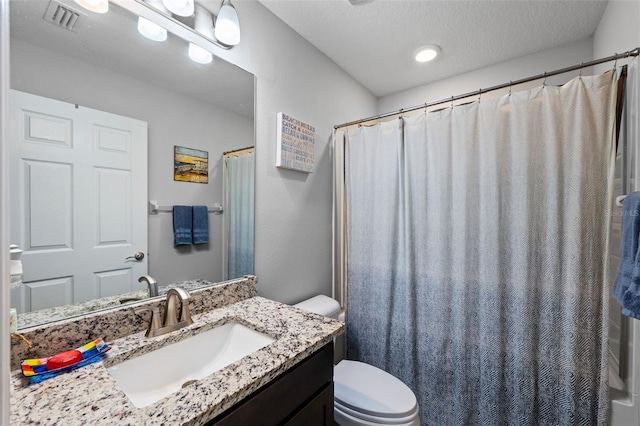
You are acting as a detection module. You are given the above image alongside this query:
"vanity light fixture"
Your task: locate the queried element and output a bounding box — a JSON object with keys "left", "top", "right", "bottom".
{"left": 138, "top": 0, "right": 169, "bottom": 41}
{"left": 162, "top": 0, "right": 195, "bottom": 17}
{"left": 414, "top": 44, "right": 441, "bottom": 63}
{"left": 215, "top": 0, "right": 240, "bottom": 46}
{"left": 73, "top": 0, "right": 108, "bottom": 13}
{"left": 117, "top": 0, "right": 241, "bottom": 58}
{"left": 193, "top": 4, "right": 214, "bottom": 38}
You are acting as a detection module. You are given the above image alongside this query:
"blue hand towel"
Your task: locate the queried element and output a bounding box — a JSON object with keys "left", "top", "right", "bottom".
{"left": 613, "top": 192, "right": 640, "bottom": 319}
{"left": 173, "top": 206, "right": 193, "bottom": 246}
{"left": 192, "top": 205, "right": 209, "bottom": 245}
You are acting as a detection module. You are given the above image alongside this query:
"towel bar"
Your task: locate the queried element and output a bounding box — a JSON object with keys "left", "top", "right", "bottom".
{"left": 148, "top": 200, "right": 223, "bottom": 215}
{"left": 616, "top": 195, "right": 627, "bottom": 207}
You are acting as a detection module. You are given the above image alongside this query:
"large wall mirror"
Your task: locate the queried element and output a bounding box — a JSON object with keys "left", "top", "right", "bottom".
{"left": 9, "top": 0, "right": 255, "bottom": 329}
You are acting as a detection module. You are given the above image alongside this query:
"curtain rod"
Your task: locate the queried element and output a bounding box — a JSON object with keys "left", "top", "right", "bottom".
{"left": 334, "top": 47, "right": 640, "bottom": 130}
{"left": 223, "top": 146, "right": 254, "bottom": 156}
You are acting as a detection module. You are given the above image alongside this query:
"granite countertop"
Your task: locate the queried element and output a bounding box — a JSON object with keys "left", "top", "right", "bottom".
{"left": 10, "top": 297, "right": 344, "bottom": 426}
{"left": 17, "top": 279, "right": 217, "bottom": 329}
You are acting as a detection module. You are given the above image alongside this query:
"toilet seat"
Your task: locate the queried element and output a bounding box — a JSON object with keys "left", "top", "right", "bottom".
{"left": 334, "top": 360, "right": 419, "bottom": 424}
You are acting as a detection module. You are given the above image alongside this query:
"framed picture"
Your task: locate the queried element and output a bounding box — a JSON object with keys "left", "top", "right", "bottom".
{"left": 276, "top": 112, "right": 315, "bottom": 173}
{"left": 174, "top": 146, "right": 209, "bottom": 184}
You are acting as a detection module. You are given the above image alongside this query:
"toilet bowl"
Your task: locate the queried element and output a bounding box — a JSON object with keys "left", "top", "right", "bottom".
{"left": 294, "top": 295, "right": 420, "bottom": 426}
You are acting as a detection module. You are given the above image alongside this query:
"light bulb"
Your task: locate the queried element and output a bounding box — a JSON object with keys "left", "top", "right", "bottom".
{"left": 74, "top": 0, "right": 108, "bottom": 13}
{"left": 189, "top": 43, "right": 213, "bottom": 64}
{"left": 162, "top": 0, "right": 194, "bottom": 17}
{"left": 138, "top": 17, "right": 167, "bottom": 41}
{"left": 215, "top": 2, "right": 240, "bottom": 46}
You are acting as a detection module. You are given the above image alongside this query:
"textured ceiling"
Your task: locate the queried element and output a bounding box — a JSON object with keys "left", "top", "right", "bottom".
{"left": 259, "top": 0, "right": 609, "bottom": 97}
{"left": 10, "top": 0, "right": 254, "bottom": 118}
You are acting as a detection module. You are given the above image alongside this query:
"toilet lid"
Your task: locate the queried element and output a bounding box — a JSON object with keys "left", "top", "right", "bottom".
{"left": 334, "top": 360, "right": 418, "bottom": 419}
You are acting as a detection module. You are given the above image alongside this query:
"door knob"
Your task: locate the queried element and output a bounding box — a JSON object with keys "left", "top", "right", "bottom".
{"left": 126, "top": 251, "right": 145, "bottom": 261}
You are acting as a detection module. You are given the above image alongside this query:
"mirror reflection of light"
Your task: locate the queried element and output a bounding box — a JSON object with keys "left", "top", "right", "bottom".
{"left": 189, "top": 43, "right": 213, "bottom": 64}
{"left": 73, "top": 0, "right": 108, "bottom": 13}
{"left": 215, "top": 1, "right": 240, "bottom": 46}
{"left": 162, "top": 0, "right": 195, "bottom": 17}
{"left": 138, "top": 17, "right": 168, "bottom": 42}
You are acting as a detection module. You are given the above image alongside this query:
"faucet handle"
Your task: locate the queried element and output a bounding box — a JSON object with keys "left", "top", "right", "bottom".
{"left": 134, "top": 306, "right": 162, "bottom": 337}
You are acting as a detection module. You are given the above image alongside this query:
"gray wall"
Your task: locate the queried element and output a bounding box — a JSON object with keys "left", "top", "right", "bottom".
{"left": 10, "top": 38, "right": 253, "bottom": 286}
{"left": 593, "top": 0, "right": 640, "bottom": 72}
{"left": 209, "top": 2, "right": 378, "bottom": 304}
{"left": 377, "top": 37, "right": 595, "bottom": 113}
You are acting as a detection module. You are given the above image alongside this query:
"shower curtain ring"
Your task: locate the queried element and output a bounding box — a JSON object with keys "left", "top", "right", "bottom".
{"left": 542, "top": 72, "right": 547, "bottom": 87}
{"left": 478, "top": 88, "right": 482, "bottom": 101}
{"left": 509, "top": 81, "right": 512, "bottom": 96}
{"left": 579, "top": 63, "right": 583, "bottom": 78}
{"left": 450, "top": 96, "right": 454, "bottom": 109}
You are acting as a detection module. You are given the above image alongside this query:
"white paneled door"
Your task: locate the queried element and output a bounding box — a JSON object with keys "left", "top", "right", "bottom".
{"left": 9, "top": 90, "right": 148, "bottom": 313}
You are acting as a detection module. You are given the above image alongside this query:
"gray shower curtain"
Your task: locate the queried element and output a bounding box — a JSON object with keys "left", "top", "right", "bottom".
{"left": 225, "top": 151, "right": 254, "bottom": 279}
{"left": 345, "top": 71, "right": 619, "bottom": 425}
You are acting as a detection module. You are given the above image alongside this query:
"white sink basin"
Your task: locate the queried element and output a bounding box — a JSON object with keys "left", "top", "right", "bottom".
{"left": 107, "top": 322, "right": 275, "bottom": 408}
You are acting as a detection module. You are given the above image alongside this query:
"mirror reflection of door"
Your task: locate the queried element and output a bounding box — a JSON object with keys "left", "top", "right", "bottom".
{"left": 9, "top": 90, "right": 148, "bottom": 313}
{"left": 224, "top": 148, "right": 254, "bottom": 280}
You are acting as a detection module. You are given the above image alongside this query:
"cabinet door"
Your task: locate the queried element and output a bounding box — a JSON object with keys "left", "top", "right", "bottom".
{"left": 209, "top": 342, "right": 333, "bottom": 426}
{"left": 284, "top": 384, "right": 334, "bottom": 426}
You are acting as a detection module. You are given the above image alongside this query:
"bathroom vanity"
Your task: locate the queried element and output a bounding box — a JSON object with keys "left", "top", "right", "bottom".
{"left": 9, "top": 278, "right": 343, "bottom": 425}
{"left": 209, "top": 342, "right": 334, "bottom": 425}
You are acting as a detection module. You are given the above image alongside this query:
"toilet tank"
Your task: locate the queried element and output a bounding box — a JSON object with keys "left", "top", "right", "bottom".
{"left": 294, "top": 295, "right": 340, "bottom": 319}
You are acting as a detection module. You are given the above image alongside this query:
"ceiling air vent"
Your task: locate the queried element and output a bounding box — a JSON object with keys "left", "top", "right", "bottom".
{"left": 43, "top": 0, "right": 81, "bottom": 31}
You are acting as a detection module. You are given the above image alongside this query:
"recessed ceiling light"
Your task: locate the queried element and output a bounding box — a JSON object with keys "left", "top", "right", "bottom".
{"left": 414, "top": 45, "right": 441, "bottom": 63}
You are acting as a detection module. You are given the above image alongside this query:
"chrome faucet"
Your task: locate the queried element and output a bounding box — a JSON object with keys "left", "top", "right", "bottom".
{"left": 138, "top": 275, "right": 158, "bottom": 297}
{"left": 135, "top": 287, "right": 193, "bottom": 337}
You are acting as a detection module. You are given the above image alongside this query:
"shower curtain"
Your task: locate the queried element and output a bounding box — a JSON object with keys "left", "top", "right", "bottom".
{"left": 224, "top": 151, "right": 254, "bottom": 279}
{"left": 345, "top": 71, "right": 620, "bottom": 425}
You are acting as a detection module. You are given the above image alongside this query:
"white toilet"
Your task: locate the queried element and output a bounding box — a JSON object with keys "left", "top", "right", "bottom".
{"left": 294, "top": 295, "right": 420, "bottom": 426}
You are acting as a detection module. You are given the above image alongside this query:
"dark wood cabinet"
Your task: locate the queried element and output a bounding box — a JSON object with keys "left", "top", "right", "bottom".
{"left": 284, "top": 383, "right": 333, "bottom": 426}
{"left": 207, "top": 342, "right": 334, "bottom": 426}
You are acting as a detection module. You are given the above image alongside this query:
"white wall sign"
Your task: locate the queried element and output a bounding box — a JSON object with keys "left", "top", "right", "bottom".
{"left": 275, "top": 112, "right": 315, "bottom": 173}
